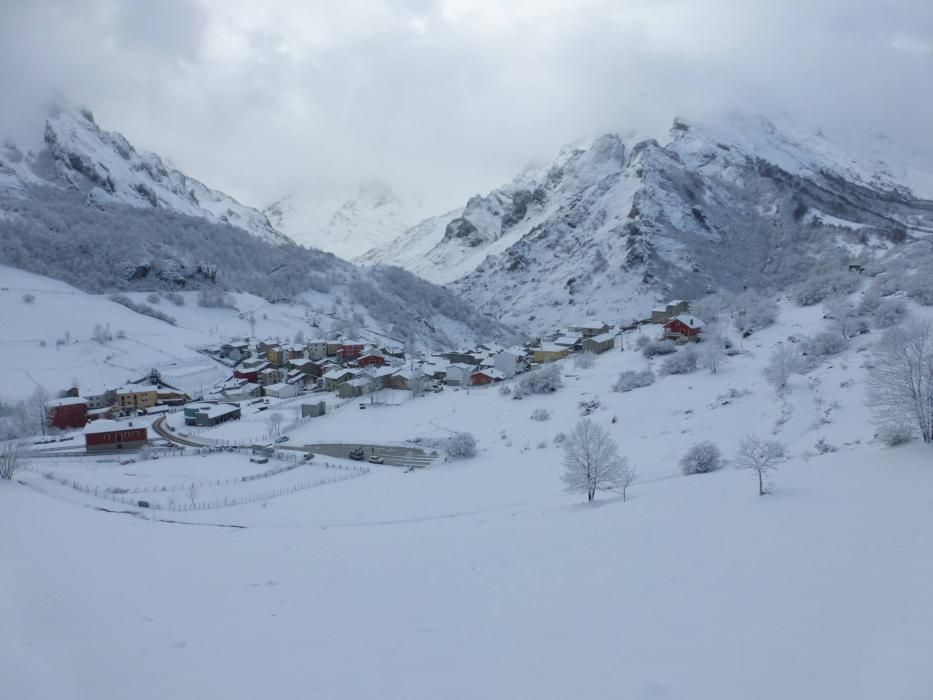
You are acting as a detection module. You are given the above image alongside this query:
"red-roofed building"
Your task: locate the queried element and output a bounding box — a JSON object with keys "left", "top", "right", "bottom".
{"left": 46, "top": 397, "right": 88, "bottom": 429}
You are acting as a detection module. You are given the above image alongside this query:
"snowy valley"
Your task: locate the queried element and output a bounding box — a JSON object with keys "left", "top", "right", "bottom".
{"left": 2, "top": 105, "right": 933, "bottom": 700}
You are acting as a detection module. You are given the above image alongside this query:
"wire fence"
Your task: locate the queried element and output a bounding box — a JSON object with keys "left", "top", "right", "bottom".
{"left": 30, "top": 459, "right": 369, "bottom": 512}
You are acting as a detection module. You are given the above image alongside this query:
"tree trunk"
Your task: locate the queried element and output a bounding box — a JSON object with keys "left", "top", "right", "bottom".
{"left": 758, "top": 471, "right": 764, "bottom": 496}
{"left": 588, "top": 489, "right": 594, "bottom": 502}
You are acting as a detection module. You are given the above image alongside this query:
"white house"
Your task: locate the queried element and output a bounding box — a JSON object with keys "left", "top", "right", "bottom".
{"left": 264, "top": 382, "right": 299, "bottom": 399}
{"left": 445, "top": 363, "right": 473, "bottom": 386}
{"left": 493, "top": 348, "right": 524, "bottom": 377}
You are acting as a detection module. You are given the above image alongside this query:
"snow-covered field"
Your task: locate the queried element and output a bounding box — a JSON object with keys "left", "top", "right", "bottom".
{"left": 0, "top": 265, "right": 420, "bottom": 401}
{"left": 3, "top": 283, "right": 933, "bottom": 698}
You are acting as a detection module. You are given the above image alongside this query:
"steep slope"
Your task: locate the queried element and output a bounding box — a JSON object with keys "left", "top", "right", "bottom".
{"left": 264, "top": 180, "right": 432, "bottom": 260}
{"left": 0, "top": 108, "right": 289, "bottom": 245}
{"left": 0, "top": 111, "right": 513, "bottom": 350}
{"left": 372, "top": 116, "right": 933, "bottom": 330}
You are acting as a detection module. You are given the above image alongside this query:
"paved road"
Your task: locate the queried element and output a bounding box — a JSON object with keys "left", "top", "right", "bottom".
{"left": 153, "top": 417, "right": 438, "bottom": 468}
{"left": 152, "top": 416, "right": 209, "bottom": 448}
{"left": 280, "top": 443, "right": 438, "bottom": 468}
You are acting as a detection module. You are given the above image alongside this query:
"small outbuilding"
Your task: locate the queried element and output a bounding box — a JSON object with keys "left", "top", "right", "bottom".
{"left": 581, "top": 332, "right": 615, "bottom": 354}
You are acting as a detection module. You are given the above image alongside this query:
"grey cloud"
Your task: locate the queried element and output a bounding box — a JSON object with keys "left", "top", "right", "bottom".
{"left": 1, "top": 0, "right": 931, "bottom": 210}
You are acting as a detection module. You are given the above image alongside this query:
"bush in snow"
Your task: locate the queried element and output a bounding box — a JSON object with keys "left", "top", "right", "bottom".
{"left": 530, "top": 408, "right": 551, "bottom": 421}
{"left": 814, "top": 438, "right": 837, "bottom": 454}
{"left": 612, "top": 369, "right": 655, "bottom": 393}
{"left": 163, "top": 292, "right": 185, "bottom": 306}
{"left": 553, "top": 432, "right": 566, "bottom": 445}
{"left": 792, "top": 269, "right": 860, "bottom": 306}
{"left": 871, "top": 298, "right": 907, "bottom": 329}
{"left": 641, "top": 339, "right": 677, "bottom": 358}
{"left": 763, "top": 342, "right": 805, "bottom": 392}
{"left": 659, "top": 346, "right": 699, "bottom": 375}
{"left": 108, "top": 294, "right": 177, "bottom": 325}
{"left": 574, "top": 352, "right": 596, "bottom": 369}
{"left": 801, "top": 331, "right": 848, "bottom": 362}
{"left": 498, "top": 384, "right": 512, "bottom": 397}
{"left": 634, "top": 334, "right": 652, "bottom": 350}
{"left": 515, "top": 364, "right": 562, "bottom": 397}
{"left": 446, "top": 432, "right": 477, "bottom": 459}
{"left": 876, "top": 424, "right": 913, "bottom": 447}
{"left": 732, "top": 290, "right": 779, "bottom": 336}
{"left": 146, "top": 292, "right": 160, "bottom": 304}
{"left": 21, "top": 293, "right": 35, "bottom": 304}
{"left": 680, "top": 441, "right": 724, "bottom": 475}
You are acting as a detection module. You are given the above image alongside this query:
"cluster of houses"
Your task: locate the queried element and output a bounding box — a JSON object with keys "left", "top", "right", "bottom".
{"left": 44, "top": 370, "right": 192, "bottom": 432}
{"left": 49, "top": 300, "right": 705, "bottom": 454}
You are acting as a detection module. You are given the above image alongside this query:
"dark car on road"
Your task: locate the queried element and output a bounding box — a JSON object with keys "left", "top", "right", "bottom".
{"left": 349, "top": 447, "right": 365, "bottom": 461}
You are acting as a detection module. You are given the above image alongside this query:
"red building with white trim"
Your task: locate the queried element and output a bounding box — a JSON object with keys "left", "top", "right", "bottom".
{"left": 84, "top": 420, "right": 148, "bottom": 452}
{"left": 663, "top": 316, "right": 704, "bottom": 342}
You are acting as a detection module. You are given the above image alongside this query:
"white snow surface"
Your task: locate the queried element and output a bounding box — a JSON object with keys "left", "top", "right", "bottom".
{"left": 264, "top": 180, "right": 434, "bottom": 260}
{"left": 3, "top": 109, "right": 289, "bottom": 245}
{"left": 4, "top": 288, "right": 933, "bottom": 699}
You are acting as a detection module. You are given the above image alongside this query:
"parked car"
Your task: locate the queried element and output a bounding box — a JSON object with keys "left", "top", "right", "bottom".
{"left": 359, "top": 403, "right": 366, "bottom": 410}
{"left": 368, "top": 455, "right": 384, "bottom": 464}
{"left": 274, "top": 436, "right": 289, "bottom": 443}
{"left": 302, "top": 452, "right": 314, "bottom": 461}
{"left": 349, "top": 447, "right": 365, "bottom": 461}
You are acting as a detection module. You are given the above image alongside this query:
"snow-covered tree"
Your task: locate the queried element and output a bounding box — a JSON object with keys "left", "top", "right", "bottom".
{"left": 735, "top": 434, "right": 787, "bottom": 496}
{"left": 26, "top": 386, "right": 50, "bottom": 436}
{"left": 762, "top": 342, "right": 805, "bottom": 393}
{"left": 867, "top": 321, "right": 933, "bottom": 443}
{"left": 825, "top": 300, "right": 866, "bottom": 339}
{"left": 659, "top": 346, "right": 699, "bottom": 375}
{"left": 561, "top": 418, "right": 629, "bottom": 503}
{"left": 612, "top": 369, "right": 654, "bottom": 392}
{"left": 699, "top": 322, "right": 728, "bottom": 374}
{"left": 0, "top": 436, "right": 25, "bottom": 480}
{"left": 680, "top": 441, "right": 724, "bottom": 475}
{"left": 446, "top": 432, "right": 477, "bottom": 459}
{"left": 267, "top": 412, "right": 284, "bottom": 438}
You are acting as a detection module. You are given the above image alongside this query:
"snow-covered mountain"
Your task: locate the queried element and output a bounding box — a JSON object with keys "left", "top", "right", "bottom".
{"left": 0, "top": 108, "right": 290, "bottom": 245}
{"left": 367, "top": 115, "right": 933, "bottom": 330}
{"left": 0, "top": 109, "right": 513, "bottom": 350}
{"left": 264, "top": 181, "right": 433, "bottom": 260}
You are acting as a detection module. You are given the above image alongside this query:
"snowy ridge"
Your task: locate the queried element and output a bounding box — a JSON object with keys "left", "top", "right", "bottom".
{"left": 264, "top": 180, "right": 433, "bottom": 259}
{"left": 2, "top": 109, "right": 290, "bottom": 245}
{"left": 369, "top": 114, "right": 933, "bottom": 330}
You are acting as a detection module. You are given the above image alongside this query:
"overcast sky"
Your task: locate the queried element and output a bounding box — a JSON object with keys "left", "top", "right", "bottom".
{"left": 1, "top": 0, "right": 931, "bottom": 211}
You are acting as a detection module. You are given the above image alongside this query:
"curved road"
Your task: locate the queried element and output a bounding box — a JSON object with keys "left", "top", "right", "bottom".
{"left": 152, "top": 417, "right": 438, "bottom": 468}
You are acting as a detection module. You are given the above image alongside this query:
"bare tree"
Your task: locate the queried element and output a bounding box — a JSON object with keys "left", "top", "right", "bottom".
{"left": 267, "top": 412, "right": 284, "bottom": 438}
{"left": 561, "top": 418, "right": 629, "bottom": 503}
{"left": 762, "top": 342, "right": 805, "bottom": 393}
{"left": 825, "top": 299, "right": 865, "bottom": 339}
{"left": 699, "top": 322, "right": 727, "bottom": 374}
{"left": 618, "top": 460, "right": 637, "bottom": 502}
{"left": 187, "top": 483, "right": 199, "bottom": 507}
{"left": 247, "top": 312, "right": 257, "bottom": 338}
{"left": 26, "top": 386, "right": 50, "bottom": 436}
{"left": 0, "top": 437, "right": 25, "bottom": 480}
{"left": 867, "top": 321, "right": 933, "bottom": 443}
{"left": 92, "top": 323, "right": 112, "bottom": 344}
{"left": 735, "top": 434, "right": 787, "bottom": 496}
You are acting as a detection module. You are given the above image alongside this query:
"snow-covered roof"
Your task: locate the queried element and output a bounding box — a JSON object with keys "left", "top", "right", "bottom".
{"left": 265, "top": 382, "right": 291, "bottom": 392}
{"left": 116, "top": 384, "right": 157, "bottom": 395}
{"left": 84, "top": 419, "right": 144, "bottom": 435}
{"left": 536, "top": 344, "right": 568, "bottom": 353}
{"left": 323, "top": 368, "right": 355, "bottom": 381}
{"left": 586, "top": 332, "right": 616, "bottom": 344}
{"left": 473, "top": 368, "right": 505, "bottom": 380}
{"left": 668, "top": 316, "right": 704, "bottom": 329}
{"left": 554, "top": 335, "right": 581, "bottom": 346}
{"left": 46, "top": 396, "right": 88, "bottom": 408}
{"left": 570, "top": 320, "right": 609, "bottom": 330}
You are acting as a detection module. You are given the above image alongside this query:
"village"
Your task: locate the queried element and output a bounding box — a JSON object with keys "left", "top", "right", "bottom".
{"left": 36, "top": 299, "right": 704, "bottom": 455}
